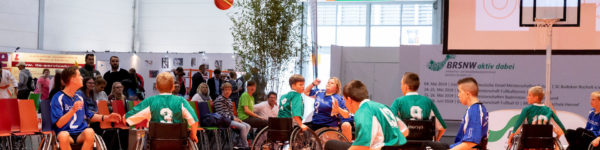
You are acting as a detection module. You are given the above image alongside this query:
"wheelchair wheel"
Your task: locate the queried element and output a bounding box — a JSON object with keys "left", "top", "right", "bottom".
{"left": 506, "top": 134, "right": 520, "bottom": 150}
{"left": 290, "top": 127, "right": 322, "bottom": 150}
{"left": 94, "top": 134, "right": 108, "bottom": 150}
{"left": 251, "top": 126, "right": 271, "bottom": 150}
{"left": 315, "top": 128, "right": 349, "bottom": 149}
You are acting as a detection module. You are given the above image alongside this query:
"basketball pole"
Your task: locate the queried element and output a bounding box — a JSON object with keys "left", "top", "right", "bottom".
{"left": 544, "top": 23, "right": 554, "bottom": 111}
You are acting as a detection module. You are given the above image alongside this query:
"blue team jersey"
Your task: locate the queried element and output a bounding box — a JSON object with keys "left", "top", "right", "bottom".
{"left": 451, "top": 103, "right": 489, "bottom": 148}
{"left": 586, "top": 109, "right": 600, "bottom": 137}
{"left": 309, "top": 89, "right": 353, "bottom": 127}
{"left": 50, "top": 91, "right": 95, "bottom": 134}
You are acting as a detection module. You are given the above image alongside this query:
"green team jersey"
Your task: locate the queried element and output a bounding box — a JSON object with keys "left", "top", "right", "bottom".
{"left": 125, "top": 94, "right": 198, "bottom": 126}
{"left": 353, "top": 100, "right": 407, "bottom": 149}
{"left": 390, "top": 93, "right": 447, "bottom": 128}
{"left": 278, "top": 91, "right": 303, "bottom": 118}
{"left": 512, "top": 103, "right": 566, "bottom": 133}
{"left": 237, "top": 92, "right": 254, "bottom": 120}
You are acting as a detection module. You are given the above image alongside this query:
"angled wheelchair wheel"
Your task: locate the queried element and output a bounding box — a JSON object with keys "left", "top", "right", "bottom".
{"left": 93, "top": 134, "right": 108, "bottom": 150}
{"left": 290, "top": 127, "right": 322, "bottom": 150}
{"left": 505, "top": 134, "right": 520, "bottom": 150}
{"left": 315, "top": 128, "right": 349, "bottom": 149}
{"left": 251, "top": 126, "right": 269, "bottom": 150}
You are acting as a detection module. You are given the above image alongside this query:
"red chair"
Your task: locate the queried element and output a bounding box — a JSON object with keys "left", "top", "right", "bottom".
{"left": 0, "top": 99, "right": 20, "bottom": 132}
{"left": 0, "top": 99, "right": 14, "bottom": 136}
{"left": 97, "top": 100, "right": 112, "bottom": 129}
{"left": 111, "top": 100, "right": 129, "bottom": 129}
{"left": 14, "top": 100, "right": 39, "bottom": 135}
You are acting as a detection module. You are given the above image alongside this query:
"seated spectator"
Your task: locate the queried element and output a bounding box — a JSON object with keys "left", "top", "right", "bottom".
{"left": 78, "top": 77, "right": 97, "bottom": 113}
{"left": 253, "top": 91, "right": 278, "bottom": 119}
{"left": 108, "top": 82, "right": 126, "bottom": 112}
{"left": 214, "top": 82, "right": 250, "bottom": 148}
{"left": 94, "top": 78, "right": 108, "bottom": 101}
{"left": 191, "top": 83, "right": 211, "bottom": 102}
{"left": 172, "top": 81, "right": 184, "bottom": 97}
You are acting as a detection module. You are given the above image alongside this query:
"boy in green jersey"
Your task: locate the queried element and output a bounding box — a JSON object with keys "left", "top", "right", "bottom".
{"left": 390, "top": 72, "right": 447, "bottom": 141}
{"left": 278, "top": 74, "right": 308, "bottom": 131}
{"left": 124, "top": 72, "right": 200, "bottom": 143}
{"left": 324, "top": 80, "right": 409, "bottom": 150}
{"left": 508, "top": 86, "right": 566, "bottom": 147}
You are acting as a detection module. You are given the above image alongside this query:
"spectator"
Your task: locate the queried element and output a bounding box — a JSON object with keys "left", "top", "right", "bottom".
{"left": 253, "top": 91, "right": 278, "bottom": 118}
{"left": 129, "top": 68, "right": 144, "bottom": 99}
{"left": 107, "top": 82, "right": 126, "bottom": 112}
{"left": 172, "top": 81, "right": 184, "bottom": 97}
{"left": 189, "top": 64, "right": 207, "bottom": 97}
{"left": 36, "top": 69, "right": 51, "bottom": 100}
{"left": 78, "top": 77, "right": 97, "bottom": 113}
{"left": 174, "top": 67, "right": 187, "bottom": 96}
{"left": 213, "top": 82, "right": 250, "bottom": 148}
{"left": 208, "top": 69, "right": 223, "bottom": 100}
{"left": 17, "top": 61, "right": 34, "bottom": 99}
{"left": 229, "top": 71, "right": 242, "bottom": 105}
{"left": 49, "top": 71, "right": 63, "bottom": 99}
{"left": 237, "top": 80, "right": 267, "bottom": 129}
{"left": 0, "top": 61, "right": 18, "bottom": 98}
{"left": 79, "top": 54, "right": 101, "bottom": 79}
{"left": 94, "top": 78, "right": 108, "bottom": 101}
{"left": 191, "top": 83, "right": 211, "bottom": 102}
{"left": 103, "top": 56, "right": 131, "bottom": 94}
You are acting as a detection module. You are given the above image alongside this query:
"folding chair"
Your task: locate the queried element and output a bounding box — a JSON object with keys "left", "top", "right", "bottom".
{"left": 0, "top": 99, "right": 14, "bottom": 149}
{"left": 0, "top": 99, "right": 21, "bottom": 132}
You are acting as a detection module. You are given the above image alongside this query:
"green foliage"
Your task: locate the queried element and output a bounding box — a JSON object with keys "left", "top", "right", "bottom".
{"left": 230, "top": 0, "right": 308, "bottom": 101}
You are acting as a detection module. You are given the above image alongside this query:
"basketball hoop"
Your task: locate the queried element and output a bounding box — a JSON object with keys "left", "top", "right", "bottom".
{"left": 534, "top": 18, "right": 559, "bottom": 46}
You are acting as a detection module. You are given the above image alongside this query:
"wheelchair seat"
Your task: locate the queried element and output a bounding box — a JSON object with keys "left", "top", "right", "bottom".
{"left": 518, "top": 124, "right": 555, "bottom": 149}
{"left": 402, "top": 117, "right": 436, "bottom": 141}
{"left": 148, "top": 122, "right": 189, "bottom": 150}
{"left": 267, "top": 117, "right": 293, "bottom": 142}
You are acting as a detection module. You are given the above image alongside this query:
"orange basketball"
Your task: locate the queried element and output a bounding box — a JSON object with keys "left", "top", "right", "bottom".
{"left": 215, "top": 0, "right": 234, "bottom": 10}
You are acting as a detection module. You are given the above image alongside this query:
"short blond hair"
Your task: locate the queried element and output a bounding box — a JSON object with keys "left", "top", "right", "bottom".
{"left": 330, "top": 77, "right": 342, "bottom": 95}
{"left": 591, "top": 91, "right": 600, "bottom": 99}
{"left": 221, "top": 82, "right": 232, "bottom": 90}
{"left": 157, "top": 72, "right": 174, "bottom": 93}
{"left": 197, "top": 83, "right": 210, "bottom": 95}
{"left": 528, "top": 86, "right": 545, "bottom": 101}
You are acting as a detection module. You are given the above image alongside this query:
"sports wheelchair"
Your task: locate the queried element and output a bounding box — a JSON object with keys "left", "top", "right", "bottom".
{"left": 250, "top": 118, "right": 322, "bottom": 150}
{"left": 507, "top": 124, "right": 564, "bottom": 150}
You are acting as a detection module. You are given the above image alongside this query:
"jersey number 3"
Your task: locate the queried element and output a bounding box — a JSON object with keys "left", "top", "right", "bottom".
{"left": 380, "top": 108, "right": 399, "bottom": 128}
{"left": 160, "top": 108, "right": 173, "bottom": 123}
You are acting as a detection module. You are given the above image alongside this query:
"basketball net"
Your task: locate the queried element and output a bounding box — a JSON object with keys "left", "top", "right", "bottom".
{"left": 534, "top": 18, "right": 559, "bottom": 112}
{"left": 534, "top": 18, "right": 559, "bottom": 49}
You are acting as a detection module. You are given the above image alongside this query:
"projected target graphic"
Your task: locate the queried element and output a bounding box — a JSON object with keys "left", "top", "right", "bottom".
{"left": 483, "top": 0, "right": 519, "bottom": 19}
{"left": 476, "top": 0, "right": 527, "bottom": 31}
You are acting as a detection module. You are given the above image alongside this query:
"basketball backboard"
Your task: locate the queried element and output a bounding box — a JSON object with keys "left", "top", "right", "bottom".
{"left": 520, "top": 0, "right": 581, "bottom": 27}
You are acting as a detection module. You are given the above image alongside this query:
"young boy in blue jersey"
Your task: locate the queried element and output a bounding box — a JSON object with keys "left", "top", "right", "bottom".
{"left": 51, "top": 67, "right": 122, "bottom": 150}
{"left": 278, "top": 74, "right": 308, "bottom": 131}
{"left": 566, "top": 91, "right": 600, "bottom": 149}
{"left": 390, "top": 72, "right": 447, "bottom": 141}
{"left": 450, "top": 77, "right": 489, "bottom": 150}
{"left": 304, "top": 77, "right": 353, "bottom": 140}
{"left": 324, "top": 80, "right": 409, "bottom": 150}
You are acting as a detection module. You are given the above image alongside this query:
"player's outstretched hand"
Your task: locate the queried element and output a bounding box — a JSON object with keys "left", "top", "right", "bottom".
{"left": 331, "top": 98, "right": 340, "bottom": 116}
{"left": 107, "top": 113, "right": 121, "bottom": 123}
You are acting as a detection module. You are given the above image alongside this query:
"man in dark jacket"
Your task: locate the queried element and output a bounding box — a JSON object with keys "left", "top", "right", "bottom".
{"left": 189, "top": 64, "right": 207, "bottom": 98}
{"left": 207, "top": 69, "right": 222, "bottom": 100}
{"left": 103, "top": 56, "right": 131, "bottom": 94}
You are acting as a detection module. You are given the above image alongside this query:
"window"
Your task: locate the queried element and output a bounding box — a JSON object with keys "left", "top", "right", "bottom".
{"left": 307, "top": 1, "right": 436, "bottom": 47}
